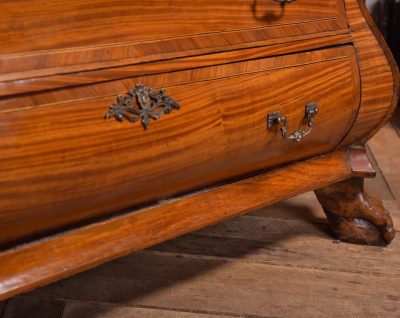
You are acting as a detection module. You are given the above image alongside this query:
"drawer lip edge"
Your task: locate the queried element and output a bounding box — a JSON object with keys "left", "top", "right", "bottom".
{"left": 0, "top": 22, "right": 351, "bottom": 86}
{"left": 0, "top": 44, "right": 356, "bottom": 113}
{"left": 0, "top": 33, "right": 353, "bottom": 100}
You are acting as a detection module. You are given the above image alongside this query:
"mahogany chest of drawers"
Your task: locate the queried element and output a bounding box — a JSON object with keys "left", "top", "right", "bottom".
{"left": 0, "top": 0, "right": 398, "bottom": 300}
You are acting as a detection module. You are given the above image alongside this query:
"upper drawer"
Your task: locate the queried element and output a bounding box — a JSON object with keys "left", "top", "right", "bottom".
{"left": 0, "top": 0, "right": 348, "bottom": 79}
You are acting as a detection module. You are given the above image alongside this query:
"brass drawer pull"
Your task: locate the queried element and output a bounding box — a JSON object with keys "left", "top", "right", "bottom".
{"left": 267, "top": 102, "right": 318, "bottom": 142}
{"left": 105, "top": 83, "right": 180, "bottom": 129}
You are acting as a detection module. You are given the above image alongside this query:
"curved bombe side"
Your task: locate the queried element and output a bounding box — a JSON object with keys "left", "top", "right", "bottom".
{"left": 319, "top": 0, "right": 399, "bottom": 246}
{"left": 338, "top": 0, "right": 399, "bottom": 147}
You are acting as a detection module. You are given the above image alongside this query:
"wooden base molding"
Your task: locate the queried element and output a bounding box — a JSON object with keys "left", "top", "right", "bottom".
{"left": 0, "top": 147, "right": 392, "bottom": 301}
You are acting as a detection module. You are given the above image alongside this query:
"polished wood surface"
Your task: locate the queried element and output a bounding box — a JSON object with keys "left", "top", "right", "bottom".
{"left": 1, "top": 134, "right": 400, "bottom": 316}
{"left": 0, "top": 0, "right": 347, "bottom": 79}
{"left": 0, "top": 0, "right": 343, "bottom": 54}
{"left": 0, "top": 47, "right": 360, "bottom": 245}
{"left": 0, "top": 149, "right": 354, "bottom": 301}
{"left": 338, "top": 0, "right": 399, "bottom": 146}
{"left": 0, "top": 34, "right": 353, "bottom": 97}
{"left": 0, "top": 0, "right": 398, "bottom": 304}
{"left": 1, "top": 44, "right": 356, "bottom": 112}
{"left": 348, "top": 146, "right": 376, "bottom": 178}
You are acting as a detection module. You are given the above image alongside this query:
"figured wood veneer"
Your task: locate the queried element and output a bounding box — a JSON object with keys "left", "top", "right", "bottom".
{"left": 0, "top": 47, "right": 360, "bottom": 245}
{"left": 0, "top": 0, "right": 343, "bottom": 54}
{"left": 0, "top": 33, "right": 353, "bottom": 96}
{"left": 0, "top": 149, "right": 358, "bottom": 301}
{"left": 0, "top": 0, "right": 347, "bottom": 78}
{"left": 338, "top": 0, "right": 399, "bottom": 146}
{"left": 0, "top": 0, "right": 397, "bottom": 303}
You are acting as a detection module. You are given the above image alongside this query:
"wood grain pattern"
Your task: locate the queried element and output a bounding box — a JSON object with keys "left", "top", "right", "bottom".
{"left": 0, "top": 0, "right": 343, "bottom": 54}
{"left": 23, "top": 249, "right": 400, "bottom": 317}
{"left": 0, "top": 43, "right": 355, "bottom": 112}
{"left": 2, "top": 127, "right": 400, "bottom": 317}
{"left": 0, "top": 33, "right": 353, "bottom": 97}
{"left": 0, "top": 47, "right": 360, "bottom": 245}
{"left": 0, "top": 0, "right": 348, "bottom": 79}
{"left": 338, "top": 0, "right": 399, "bottom": 147}
{"left": 0, "top": 29, "right": 350, "bottom": 84}
{"left": 0, "top": 149, "right": 353, "bottom": 301}
{"left": 0, "top": 0, "right": 398, "bottom": 304}
{"left": 3, "top": 184, "right": 400, "bottom": 317}
{"left": 153, "top": 203, "right": 400, "bottom": 274}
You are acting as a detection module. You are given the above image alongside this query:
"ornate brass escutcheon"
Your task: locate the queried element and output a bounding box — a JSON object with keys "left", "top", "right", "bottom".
{"left": 105, "top": 83, "right": 180, "bottom": 129}
{"left": 267, "top": 102, "right": 318, "bottom": 142}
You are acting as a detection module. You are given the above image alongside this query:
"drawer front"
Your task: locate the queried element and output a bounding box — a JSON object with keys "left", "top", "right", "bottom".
{"left": 0, "top": 46, "right": 359, "bottom": 244}
{"left": 0, "top": 0, "right": 348, "bottom": 77}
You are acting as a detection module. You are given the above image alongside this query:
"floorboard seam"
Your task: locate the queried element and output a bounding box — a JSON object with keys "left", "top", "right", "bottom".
{"left": 366, "top": 143, "right": 397, "bottom": 199}
{"left": 120, "top": 249, "right": 400, "bottom": 277}
{"left": 242, "top": 214, "right": 329, "bottom": 224}
{"left": 58, "top": 300, "right": 66, "bottom": 318}
{"left": 58, "top": 298, "right": 279, "bottom": 318}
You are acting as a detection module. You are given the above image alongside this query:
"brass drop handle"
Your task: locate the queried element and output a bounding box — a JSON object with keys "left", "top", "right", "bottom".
{"left": 267, "top": 102, "right": 318, "bottom": 142}
{"left": 273, "top": 0, "right": 297, "bottom": 4}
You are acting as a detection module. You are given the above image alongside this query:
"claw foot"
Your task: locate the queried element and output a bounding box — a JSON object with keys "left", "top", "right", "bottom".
{"left": 315, "top": 178, "right": 395, "bottom": 246}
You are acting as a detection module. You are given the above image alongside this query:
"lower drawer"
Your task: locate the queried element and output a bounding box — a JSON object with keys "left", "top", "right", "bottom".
{"left": 0, "top": 46, "right": 360, "bottom": 245}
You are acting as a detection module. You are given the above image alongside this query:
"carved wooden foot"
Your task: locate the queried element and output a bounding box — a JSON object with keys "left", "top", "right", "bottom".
{"left": 315, "top": 178, "right": 396, "bottom": 246}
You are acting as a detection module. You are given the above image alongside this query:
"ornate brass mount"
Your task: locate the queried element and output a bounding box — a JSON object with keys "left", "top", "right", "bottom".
{"left": 105, "top": 83, "right": 180, "bottom": 129}
{"left": 267, "top": 102, "right": 318, "bottom": 142}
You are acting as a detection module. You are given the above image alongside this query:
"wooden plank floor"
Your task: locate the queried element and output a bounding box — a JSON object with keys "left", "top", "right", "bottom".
{"left": 1, "top": 124, "right": 399, "bottom": 318}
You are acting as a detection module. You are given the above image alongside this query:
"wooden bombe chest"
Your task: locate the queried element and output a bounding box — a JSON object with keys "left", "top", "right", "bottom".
{"left": 0, "top": 0, "right": 398, "bottom": 300}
